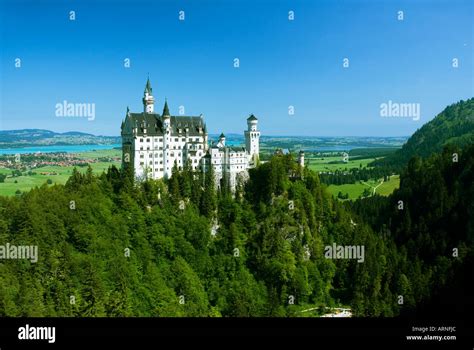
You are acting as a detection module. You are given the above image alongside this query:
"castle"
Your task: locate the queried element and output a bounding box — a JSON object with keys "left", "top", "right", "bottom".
{"left": 121, "top": 78, "right": 261, "bottom": 189}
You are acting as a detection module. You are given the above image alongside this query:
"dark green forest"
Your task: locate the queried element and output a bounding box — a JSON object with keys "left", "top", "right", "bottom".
{"left": 0, "top": 141, "right": 472, "bottom": 316}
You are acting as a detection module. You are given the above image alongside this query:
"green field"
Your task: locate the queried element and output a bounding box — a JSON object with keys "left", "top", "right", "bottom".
{"left": 306, "top": 156, "right": 377, "bottom": 172}
{"left": 327, "top": 175, "right": 400, "bottom": 200}
{"left": 73, "top": 148, "right": 121, "bottom": 159}
{"left": 376, "top": 175, "right": 400, "bottom": 196}
{"left": 0, "top": 150, "right": 121, "bottom": 196}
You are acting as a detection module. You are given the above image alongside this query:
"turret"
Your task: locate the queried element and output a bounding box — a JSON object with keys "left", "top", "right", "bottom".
{"left": 218, "top": 132, "right": 226, "bottom": 147}
{"left": 162, "top": 99, "right": 170, "bottom": 129}
{"left": 247, "top": 114, "right": 258, "bottom": 131}
{"left": 298, "top": 150, "right": 305, "bottom": 168}
{"left": 245, "top": 114, "right": 261, "bottom": 164}
{"left": 142, "top": 77, "right": 155, "bottom": 113}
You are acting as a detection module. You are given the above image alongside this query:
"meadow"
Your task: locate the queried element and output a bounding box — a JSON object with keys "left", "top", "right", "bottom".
{"left": 306, "top": 156, "right": 377, "bottom": 172}
{"left": 326, "top": 175, "right": 400, "bottom": 200}
{"left": 306, "top": 155, "right": 400, "bottom": 200}
{"left": 0, "top": 149, "right": 121, "bottom": 196}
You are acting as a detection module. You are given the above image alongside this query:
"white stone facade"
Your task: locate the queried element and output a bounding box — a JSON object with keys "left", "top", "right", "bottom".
{"left": 121, "top": 78, "right": 260, "bottom": 190}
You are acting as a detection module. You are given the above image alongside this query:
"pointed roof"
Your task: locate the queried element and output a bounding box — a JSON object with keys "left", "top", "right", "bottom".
{"left": 247, "top": 114, "right": 258, "bottom": 121}
{"left": 162, "top": 99, "right": 170, "bottom": 116}
{"left": 219, "top": 132, "right": 225, "bottom": 138}
{"left": 144, "top": 77, "right": 152, "bottom": 94}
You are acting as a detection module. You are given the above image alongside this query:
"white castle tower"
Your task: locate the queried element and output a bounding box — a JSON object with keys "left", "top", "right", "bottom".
{"left": 142, "top": 77, "right": 155, "bottom": 113}
{"left": 245, "top": 114, "right": 260, "bottom": 164}
{"left": 298, "top": 150, "right": 305, "bottom": 168}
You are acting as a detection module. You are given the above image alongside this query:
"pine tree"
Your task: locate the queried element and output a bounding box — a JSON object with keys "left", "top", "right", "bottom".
{"left": 200, "top": 163, "right": 216, "bottom": 218}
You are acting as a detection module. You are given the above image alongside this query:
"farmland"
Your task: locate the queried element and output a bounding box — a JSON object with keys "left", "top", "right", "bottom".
{"left": 0, "top": 149, "right": 121, "bottom": 196}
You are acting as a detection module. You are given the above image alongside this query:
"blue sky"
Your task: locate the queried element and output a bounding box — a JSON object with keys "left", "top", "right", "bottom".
{"left": 0, "top": 0, "right": 472, "bottom": 136}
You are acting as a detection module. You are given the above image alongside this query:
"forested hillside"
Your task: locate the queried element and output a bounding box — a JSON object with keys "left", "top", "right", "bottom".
{"left": 1, "top": 146, "right": 471, "bottom": 317}
{"left": 373, "top": 98, "right": 474, "bottom": 170}
{"left": 351, "top": 145, "right": 474, "bottom": 316}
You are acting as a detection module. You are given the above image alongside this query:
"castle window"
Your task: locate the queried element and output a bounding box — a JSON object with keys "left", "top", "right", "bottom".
{"left": 147, "top": 139, "right": 150, "bottom": 142}
{"left": 160, "top": 161, "right": 163, "bottom": 164}
{"left": 175, "top": 138, "right": 179, "bottom": 142}
{"left": 140, "top": 138, "right": 143, "bottom": 142}
{"left": 140, "top": 155, "right": 144, "bottom": 158}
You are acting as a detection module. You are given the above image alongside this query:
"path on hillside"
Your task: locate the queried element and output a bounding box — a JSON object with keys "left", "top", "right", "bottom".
{"left": 362, "top": 178, "right": 385, "bottom": 195}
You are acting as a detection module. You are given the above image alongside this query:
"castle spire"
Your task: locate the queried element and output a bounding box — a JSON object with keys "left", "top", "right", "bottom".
{"left": 143, "top": 77, "right": 155, "bottom": 113}
{"left": 145, "top": 75, "right": 152, "bottom": 94}
{"left": 162, "top": 98, "right": 170, "bottom": 117}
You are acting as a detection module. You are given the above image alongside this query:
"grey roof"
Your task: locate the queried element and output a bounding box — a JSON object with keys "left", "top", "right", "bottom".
{"left": 228, "top": 146, "right": 246, "bottom": 152}
{"left": 124, "top": 112, "right": 205, "bottom": 136}
{"left": 169, "top": 116, "right": 205, "bottom": 135}
{"left": 247, "top": 114, "right": 258, "bottom": 121}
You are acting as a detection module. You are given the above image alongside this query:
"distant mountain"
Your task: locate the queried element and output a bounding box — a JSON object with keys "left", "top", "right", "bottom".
{"left": 0, "top": 129, "right": 120, "bottom": 148}
{"left": 373, "top": 98, "right": 474, "bottom": 168}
